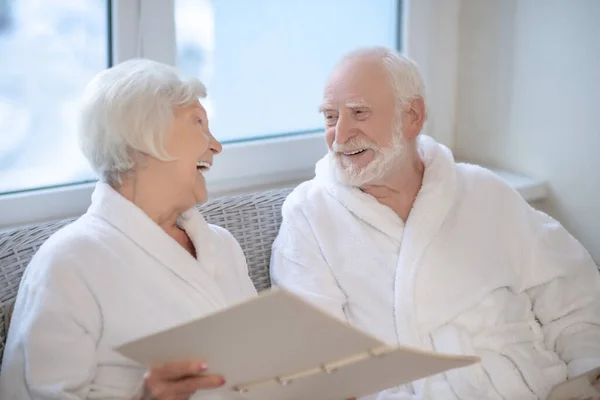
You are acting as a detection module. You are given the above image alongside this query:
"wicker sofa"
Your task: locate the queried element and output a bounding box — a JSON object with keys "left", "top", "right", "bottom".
{"left": 0, "top": 187, "right": 293, "bottom": 366}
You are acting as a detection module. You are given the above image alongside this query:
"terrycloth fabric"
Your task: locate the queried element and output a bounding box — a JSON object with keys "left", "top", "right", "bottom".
{"left": 0, "top": 182, "right": 257, "bottom": 400}
{"left": 271, "top": 135, "right": 600, "bottom": 400}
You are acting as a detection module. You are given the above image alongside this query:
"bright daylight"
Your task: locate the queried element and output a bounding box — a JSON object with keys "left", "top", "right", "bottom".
{"left": 0, "top": 1, "right": 599, "bottom": 400}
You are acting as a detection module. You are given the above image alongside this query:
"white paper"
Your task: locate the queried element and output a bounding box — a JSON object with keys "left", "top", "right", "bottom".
{"left": 115, "top": 289, "right": 479, "bottom": 400}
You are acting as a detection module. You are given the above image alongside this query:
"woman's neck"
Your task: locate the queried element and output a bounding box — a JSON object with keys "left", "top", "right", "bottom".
{"left": 114, "top": 177, "right": 195, "bottom": 256}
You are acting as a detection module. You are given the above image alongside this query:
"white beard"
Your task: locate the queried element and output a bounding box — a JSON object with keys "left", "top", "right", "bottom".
{"left": 329, "top": 131, "right": 405, "bottom": 187}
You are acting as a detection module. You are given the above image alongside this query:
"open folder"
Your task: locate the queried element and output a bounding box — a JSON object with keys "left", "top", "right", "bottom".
{"left": 115, "top": 289, "right": 479, "bottom": 400}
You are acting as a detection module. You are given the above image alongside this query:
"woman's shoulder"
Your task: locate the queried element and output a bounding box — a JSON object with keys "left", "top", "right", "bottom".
{"left": 24, "top": 215, "right": 114, "bottom": 281}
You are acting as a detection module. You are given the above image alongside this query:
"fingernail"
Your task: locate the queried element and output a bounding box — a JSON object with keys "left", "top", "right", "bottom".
{"left": 219, "top": 377, "right": 226, "bottom": 386}
{"left": 197, "top": 362, "right": 208, "bottom": 371}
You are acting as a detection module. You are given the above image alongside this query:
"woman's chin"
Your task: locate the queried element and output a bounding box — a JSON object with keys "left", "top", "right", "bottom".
{"left": 192, "top": 172, "right": 209, "bottom": 204}
{"left": 193, "top": 185, "right": 209, "bottom": 205}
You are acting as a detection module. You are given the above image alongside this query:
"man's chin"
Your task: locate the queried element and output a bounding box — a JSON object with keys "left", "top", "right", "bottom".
{"left": 329, "top": 156, "right": 375, "bottom": 186}
{"left": 334, "top": 166, "right": 373, "bottom": 187}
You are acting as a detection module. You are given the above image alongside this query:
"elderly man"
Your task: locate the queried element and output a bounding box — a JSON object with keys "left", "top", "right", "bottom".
{"left": 270, "top": 47, "right": 600, "bottom": 399}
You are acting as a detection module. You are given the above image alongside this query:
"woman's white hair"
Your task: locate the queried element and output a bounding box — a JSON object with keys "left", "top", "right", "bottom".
{"left": 339, "top": 46, "right": 428, "bottom": 124}
{"left": 78, "top": 58, "right": 207, "bottom": 186}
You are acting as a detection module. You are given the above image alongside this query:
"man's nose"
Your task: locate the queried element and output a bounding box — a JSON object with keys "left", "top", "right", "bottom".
{"left": 334, "top": 114, "right": 355, "bottom": 145}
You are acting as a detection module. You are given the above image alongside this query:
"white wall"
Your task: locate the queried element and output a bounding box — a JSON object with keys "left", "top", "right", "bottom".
{"left": 403, "top": 0, "right": 461, "bottom": 148}
{"left": 454, "top": 0, "right": 600, "bottom": 262}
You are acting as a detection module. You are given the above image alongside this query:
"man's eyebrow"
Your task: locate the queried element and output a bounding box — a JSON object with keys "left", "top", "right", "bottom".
{"left": 345, "top": 99, "right": 372, "bottom": 109}
{"left": 318, "top": 104, "right": 335, "bottom": 113}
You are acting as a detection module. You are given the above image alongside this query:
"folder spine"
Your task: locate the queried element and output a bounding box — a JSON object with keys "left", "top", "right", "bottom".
{"left": 232, "top": 346, "right": 393, "bottom": 394}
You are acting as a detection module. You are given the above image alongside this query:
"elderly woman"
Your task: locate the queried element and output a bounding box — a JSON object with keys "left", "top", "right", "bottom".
{"left": 0, "top": 59, "right": 257, "bottom": 400}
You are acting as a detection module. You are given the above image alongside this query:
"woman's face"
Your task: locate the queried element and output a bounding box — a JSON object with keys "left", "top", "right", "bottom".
{"left": 160, "top": 101, "right": 222, "bottom": 207}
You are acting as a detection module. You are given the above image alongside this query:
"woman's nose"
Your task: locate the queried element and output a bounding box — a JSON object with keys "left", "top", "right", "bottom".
{"left": 209, "top": 132, "right": 222, "bottom": 155}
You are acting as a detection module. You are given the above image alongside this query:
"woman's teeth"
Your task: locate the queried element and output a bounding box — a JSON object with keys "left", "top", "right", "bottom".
{"left": 196, "top": 161, "right": 211, "bottom": 174}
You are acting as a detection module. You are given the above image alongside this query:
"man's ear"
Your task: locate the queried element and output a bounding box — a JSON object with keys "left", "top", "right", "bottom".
{"left": 404, "top": 97, "right": 426, "bottom": 140}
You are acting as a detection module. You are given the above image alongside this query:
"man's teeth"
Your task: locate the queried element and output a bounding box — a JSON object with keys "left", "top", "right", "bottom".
{"left": 343, "top": 149, "right": 366, "bottom": 156}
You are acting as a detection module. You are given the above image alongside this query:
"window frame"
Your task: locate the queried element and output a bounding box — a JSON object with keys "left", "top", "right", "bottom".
{"left": 0, "top": 0, "right": 413, "bottom": 230}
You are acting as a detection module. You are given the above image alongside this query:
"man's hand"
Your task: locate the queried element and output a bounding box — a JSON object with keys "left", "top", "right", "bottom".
{"left": 142, "top": 360, "right": 225, "bottom": 400}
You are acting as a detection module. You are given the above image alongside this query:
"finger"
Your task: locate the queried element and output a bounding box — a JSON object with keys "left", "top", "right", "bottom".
{"left": 149, "top": 360, "right": 208, "bottom": 381}
{"left": 169, "top": 394, "right": 195, "bottom": 400}
{"left": 168, "top": 374, "right": 225, "bottom": 396}
{"left": 147, "top": 374, "right": 225, "bottom": 399}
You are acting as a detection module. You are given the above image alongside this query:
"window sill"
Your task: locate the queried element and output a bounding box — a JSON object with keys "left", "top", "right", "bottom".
{"left": 207, "top": 160, "right": 550, "bottom": 203}
{"left": 0, "top": 138, "right": 548, "bottom": 231}
{"left": 0, "top": 133, "right": 327, "bottom": 230}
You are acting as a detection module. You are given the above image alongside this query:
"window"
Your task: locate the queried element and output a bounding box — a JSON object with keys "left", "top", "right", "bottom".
{"left": 0, "top": 0, "right": 108, "bottom": 195}
{"left": 0, "top": 0, "right": 402, "bottom": 229}
{"left": 175, "top": 0, "right": 400, "bottom": 143}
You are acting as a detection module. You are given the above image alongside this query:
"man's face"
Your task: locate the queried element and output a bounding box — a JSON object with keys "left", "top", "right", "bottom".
{"left": 320, "top": 58, "right": 404, "bottom": 187}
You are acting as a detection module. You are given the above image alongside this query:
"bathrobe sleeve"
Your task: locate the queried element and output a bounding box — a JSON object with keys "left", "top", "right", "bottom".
{"left": 519, "top": 205, "right": 600, "bottom": 378}
{"left": 3, "top": 248, "right": 103, "bottom": 399}
{"left": 270, "top": 203, "right": 348, "bottom": 322}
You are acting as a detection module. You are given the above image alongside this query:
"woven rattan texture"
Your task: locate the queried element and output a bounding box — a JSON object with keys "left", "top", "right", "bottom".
{"left": 0, "top": 187, "right": 291, "bottom": 365}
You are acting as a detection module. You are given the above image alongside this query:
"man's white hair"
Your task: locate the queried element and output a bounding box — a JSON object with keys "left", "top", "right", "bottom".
{"left": 78, "top": 58, "right": 207, "bottom": 186}
{"left": 339, "top": 46, "right": 427, "bottom": 123}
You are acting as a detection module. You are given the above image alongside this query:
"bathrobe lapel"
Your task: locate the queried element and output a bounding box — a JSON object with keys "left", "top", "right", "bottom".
{"left": 392, "top": 136, "right": 458, "bottom": 348}
{"left": 87, "top": 183, "right": 228, "bottom": 310}
{"left": 319, "top": 136, "right": 458, "bottom": 346}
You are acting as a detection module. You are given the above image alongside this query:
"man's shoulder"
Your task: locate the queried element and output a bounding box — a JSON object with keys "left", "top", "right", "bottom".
{"left": 456, "top": 162, "right": 523, "bottom": 201}
{"left": 454, "top": 162, "right": 536, "bottom": 226}
{"left": 282, "top": 178, "right": 329, "bottom": 215}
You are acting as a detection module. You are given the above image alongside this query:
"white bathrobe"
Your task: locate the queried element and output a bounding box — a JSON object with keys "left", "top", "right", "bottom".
{"left": 270, "top": 135, "right": 600, "bottom": 400}
{"left": 0, "top": 182, "right": 257, "bottom": 400}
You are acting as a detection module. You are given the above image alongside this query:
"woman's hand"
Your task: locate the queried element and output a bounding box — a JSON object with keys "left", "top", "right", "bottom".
{"left": 142, "top": 360, "right": 225, "bottom": 400}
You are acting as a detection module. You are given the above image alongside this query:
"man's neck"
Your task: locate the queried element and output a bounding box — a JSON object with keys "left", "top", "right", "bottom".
{"left": 360, "top": 152, "right": 425, "bottom": 222}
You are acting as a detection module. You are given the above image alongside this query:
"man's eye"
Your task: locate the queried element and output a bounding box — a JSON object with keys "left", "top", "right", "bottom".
{"left": 354, "top": 109, "right": 369, "bottom": 118}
